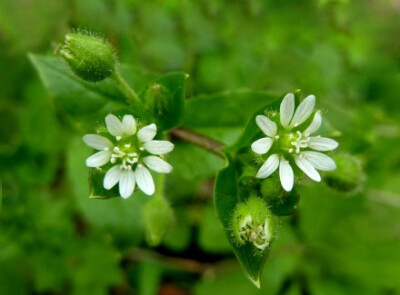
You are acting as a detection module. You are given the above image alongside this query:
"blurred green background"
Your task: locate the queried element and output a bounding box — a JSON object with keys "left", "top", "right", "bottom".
{"left": 1, "top": 0, "right": 400, "bottom": 294}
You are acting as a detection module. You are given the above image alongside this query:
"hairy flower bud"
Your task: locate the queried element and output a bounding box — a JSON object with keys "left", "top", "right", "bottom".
{"left": 325, "top": 154, "right": 364, "bottom": 193}
{"left": 231, "top": 197, "right": 276, "bottom": 250}
{"left": 58, "top": 32, "right": 116, "bottom": 82}
{"left": 260, "top": 177, "right": 300, "bottom": 216}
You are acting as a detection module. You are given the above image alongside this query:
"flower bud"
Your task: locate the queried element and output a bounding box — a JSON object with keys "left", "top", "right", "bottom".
{"left": 231, "top": 197, "right": 276, "bottom": 250}
{"left": 260, "top": 177, "right": 300, "bottom": 216}
{"left": 325, "top": 154, "right": 364, "bottom": 193}
{"left": 58, "top": 32, "right": 116, "bottom": 82}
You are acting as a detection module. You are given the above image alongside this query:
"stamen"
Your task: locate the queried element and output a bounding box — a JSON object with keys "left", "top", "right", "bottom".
{"left": 139, "top": 147, "right": 145, "bottom": 151}
{"left": 116, "top": 136, "right": 122, "bottom": 141}
{"left": 124, "top": 144, "right": 131, "bottom": 148}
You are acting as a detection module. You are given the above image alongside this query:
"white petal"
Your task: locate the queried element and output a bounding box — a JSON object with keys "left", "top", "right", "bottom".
{"left": 289, "top": 94, "right": 315, "bottom": 128}
{"left": 251, "top": 137, "right": 274, "bottom": 155}
{"left": 294, "top": 156, "right": 321, "bottom": 182}
{"left": 302, "top": 151, "right": 336, "bottom": 171}
{"left": 83, "top": 134, "right": 113, "bottom": 150}
{"left": 135, "top": 165, "right": 155, "bottom": 196}
{"left": 143, "top": 140, "right": 174, "bottom": 155}
{"left": 122, "top": 115, "right": 137, "bottom": 136}
{"left": 279, "top": 159, "right": 294, "bottom": 191}
{"left": 303, "top": 111, "right": 322, "bottom": 136}
{"left": 86, "top": 151, "right": 111, "bottom": 167}
{"left": 256, "top": 154, "right": 279, "bottom": 179}
{"left": 137, "top": 123, "right": 157, "bottom": 143}
{"left": 308, "top": 137, "right": 339, "bottom": 151}
{"left": 119, "top": 169, "right": 135, "bottom": 199}
{"left": 256, "top": 115, "right": 277, "bottom": 137}
{"left": 280, "top": 93, "right": 295, "bottom": 128}
{"left": 105, "top": 114, "right": 124, "bottom": 137}
{"left": 103, "top": 165, "right": 122, "bottom": 189}
{"left": 143, "top": 156, "right": 173, "bottom": 173}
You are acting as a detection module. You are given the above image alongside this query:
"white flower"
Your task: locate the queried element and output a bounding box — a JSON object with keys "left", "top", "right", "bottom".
{"left": 252, "top": 93, "right": 338, "bottom": 191}
{"left": 83, "top": 114, "right": 174, "bottom": 198}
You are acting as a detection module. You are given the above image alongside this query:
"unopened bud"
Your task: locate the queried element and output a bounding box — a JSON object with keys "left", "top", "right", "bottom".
{"left": 58, "top": 32, "right": 116, "bottom": 82}
{"left": 231, "top": 197, "right": 276, "bottom": 250}
{"left": 325, "top": 154, "right": 364, "bottom": 193}
{"left": 260, "top": 177, "right": 300, "bottom": 216}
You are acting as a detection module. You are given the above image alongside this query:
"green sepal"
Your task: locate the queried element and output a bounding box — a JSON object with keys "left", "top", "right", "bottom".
{"left": 89, "top": 168, "right": 120, "bottom": 200}
{"left": 144, "top": 72, "right": 187, "bottom": 131}
{"left": 214, "top": 156, "right": 270, "bottom": 288}
{"left": 260, "top": 177, "right": 300, "bottom": 216}
{"left": 58, "top": 32, "right": 116, "bottom": 82}
{"left": 142, "top": 195, "right": 174, "bottom": 247}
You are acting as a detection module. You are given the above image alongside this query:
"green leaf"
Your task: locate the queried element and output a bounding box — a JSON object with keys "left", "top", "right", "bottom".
{"left": 183, "top": 89, "right": 278, "bottom": 129}
{"left": 29, "top": 54, "right": 156, "bottom": 127}
{"left": 89, "top": 168, "right": 120, "bottom": 200}
{"left": 144, "top": 72, "right": 187, "bottom": 131}
{"left": 214, "top": 158, "right": 269, "bottom": 288}
{"left": 142, "top": 195, "right": 174, "bottom": 247}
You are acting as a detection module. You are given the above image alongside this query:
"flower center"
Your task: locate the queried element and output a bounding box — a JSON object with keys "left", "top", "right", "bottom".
{"left": 279, "top": 131, "right": 310, "bottom": 154}
{"left": 239, "top": 216, "right": 271, "bottom": 250}
{"left": 108, "top": 143, "right": 141, "bottom": 170}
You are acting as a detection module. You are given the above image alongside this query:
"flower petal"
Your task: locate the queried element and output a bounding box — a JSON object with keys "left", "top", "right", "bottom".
{"left": 135, "top": 165, "right": 155, "bottom": 196}
{"left": 119, "top": 169, "right": 135, "bottom": 199}
{"left": 83, "top": 134, "right": 113, "bottom": 150}
{"left": 279, "top": 159, "right": 294, "bottom": 191}
{"left": 256, "top": 115, "right": 277, "bottom": 137}
{"left": 137, "top": 123, "right": 157, "bottom": 143}
{"left": 143, "top": 140, "right": 174, "bottom": 155}
{"left": 280, "top": 93, "right": 295, "bottom": 128}
{"left": 251, "top": 137, "right": 274, "bottom": 155}
{"left": 103, "top": 165, "right": 122, "bottom": 189}
{"left": 122, "top": 115, "right": 137, "bottom": 136}
{"left": 143, "top": 156, "right": 173, "bottom": 173}
{"left": 303, "top": 110, "right": 322, "bottom": 136}
{"left": 86, "top": 151, "right": 111, "bottom": 167}
{"left": 302, "top": 151, "right": 336, "bottom": 171}
{"left": 294, "top": 155, "right": 321, "bottom": 182}
{"left": 256, "top": 154, "right": 279, "bottom": 179}
{"left": 105, "top": 114, "right": 124, "bottom": 137}
{"left": 308, "top": 137, "right": 339, "bottom": 151}
{"left": 289, "top": 94, "right": 315, "bottom": 128}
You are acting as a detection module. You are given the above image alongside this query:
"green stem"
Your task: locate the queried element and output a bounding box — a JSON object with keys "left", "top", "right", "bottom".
{"left": 110, "top": 71, "right": 142, "bottom": 105}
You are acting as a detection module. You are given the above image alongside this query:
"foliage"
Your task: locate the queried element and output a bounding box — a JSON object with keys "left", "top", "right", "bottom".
{"left": 1, "top": 0, "right": 400, "bottom": 294}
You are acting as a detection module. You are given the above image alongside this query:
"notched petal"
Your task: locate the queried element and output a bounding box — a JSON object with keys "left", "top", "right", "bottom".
{"left": 290, "top": 94, "right": 315, "bottom": 128}
{"left": 256, "top": 115, "right": 277, "bottom": 137}
{"left": 137, "top": 123, "right": 157, "bottom": 142}
{"left": 280, "top": 93, "right": 295, "bottom": 128}
{"left": 256, "top": 154, "right": 279, "bottom": 179}
{"left": 251, "top": 137, "right": 274, "bottom": 155}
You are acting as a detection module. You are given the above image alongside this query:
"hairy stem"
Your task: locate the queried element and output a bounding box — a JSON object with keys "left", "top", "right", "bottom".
{"left": 171, "top": 128, "right": 225, "bottom": 158}
{"left": 110, "top": 71, "right": 142, "bottom": 105}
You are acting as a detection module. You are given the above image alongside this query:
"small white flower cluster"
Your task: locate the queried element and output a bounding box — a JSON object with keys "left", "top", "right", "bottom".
{"left": 252, "top": 93, "right": 338, "bottom": 191}
{"left": 83, "top": 114, "right": 174, "bottom": 198}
